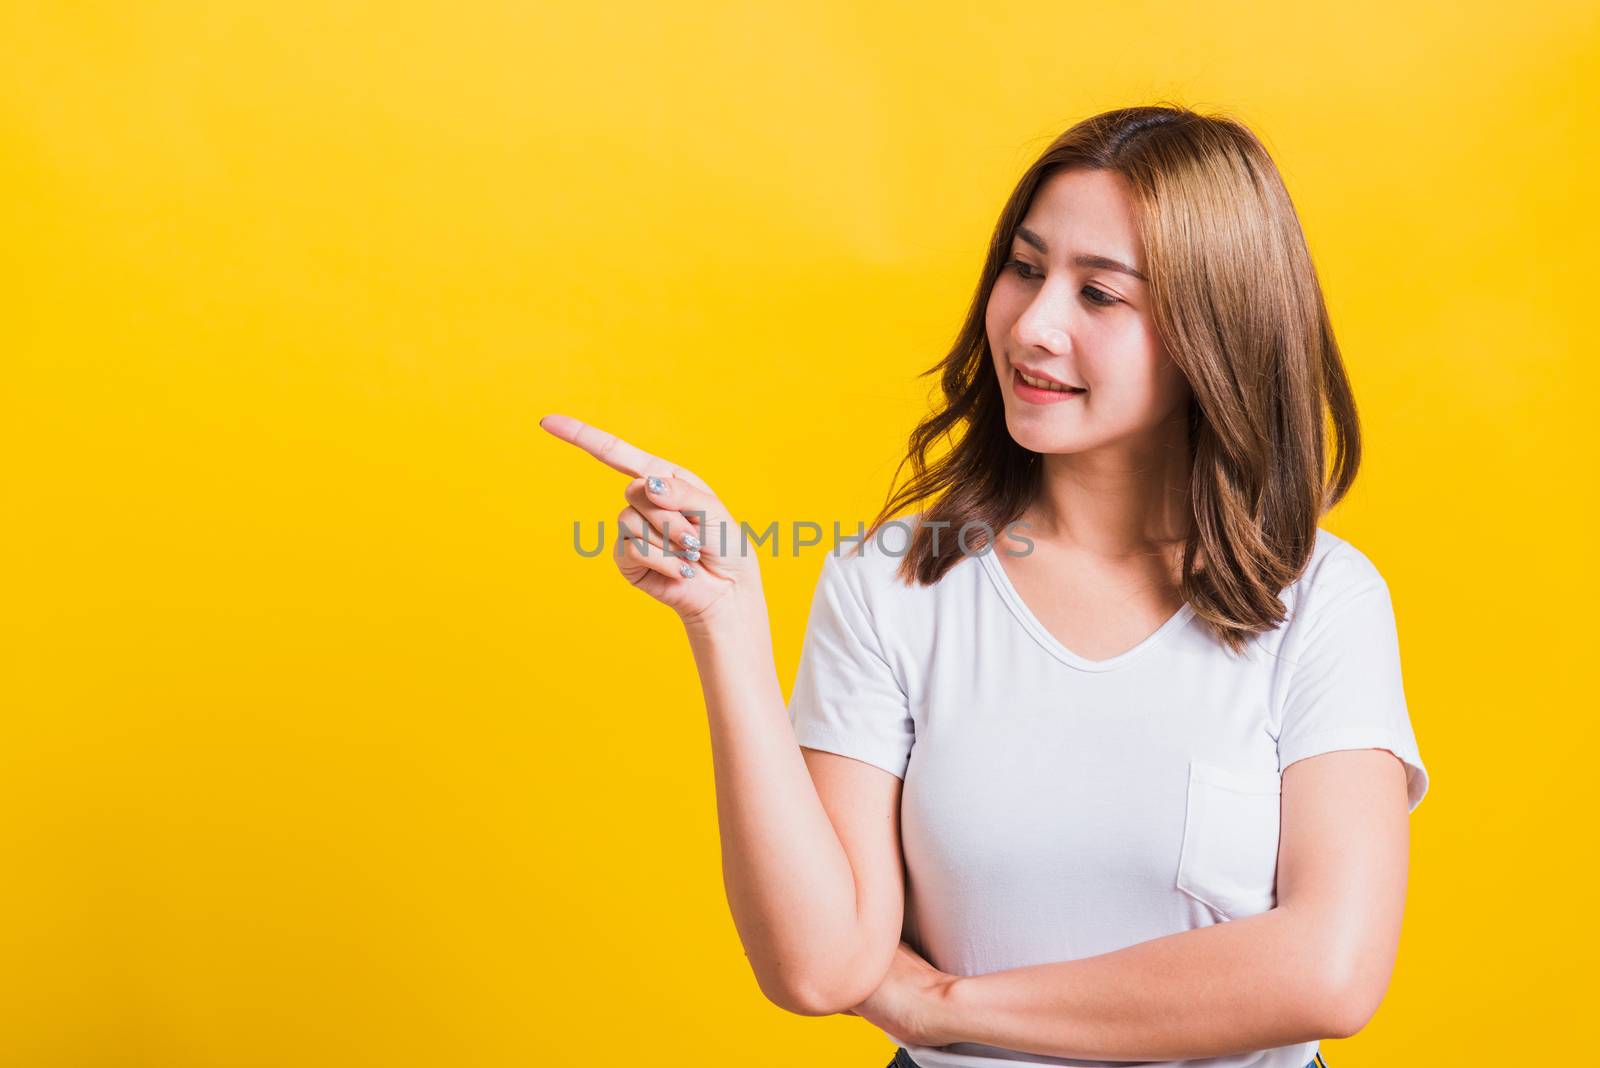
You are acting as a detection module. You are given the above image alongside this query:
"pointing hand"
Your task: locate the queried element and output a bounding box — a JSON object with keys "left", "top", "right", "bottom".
{"left": 540, "top": 413, "right": 762, "bottom": 626}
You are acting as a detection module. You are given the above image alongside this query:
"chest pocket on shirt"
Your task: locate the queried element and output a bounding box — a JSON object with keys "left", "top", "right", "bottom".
{"left": 1175, "top": 759, "right": 1282, "bottom": 921}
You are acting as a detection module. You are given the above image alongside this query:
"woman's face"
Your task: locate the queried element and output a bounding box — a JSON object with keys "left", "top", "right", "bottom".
{"left": 986, "top": 167, "right": 1192, "bottom": 457}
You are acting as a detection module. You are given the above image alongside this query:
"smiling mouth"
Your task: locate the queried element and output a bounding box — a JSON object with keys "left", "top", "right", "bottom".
{"left": 1012, "top": 368, "right": 1087, "bottom": 399}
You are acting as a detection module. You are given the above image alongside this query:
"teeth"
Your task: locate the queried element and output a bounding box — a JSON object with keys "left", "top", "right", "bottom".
{"left": 1020, "top": 371, "right": 1081, "bottom": 393}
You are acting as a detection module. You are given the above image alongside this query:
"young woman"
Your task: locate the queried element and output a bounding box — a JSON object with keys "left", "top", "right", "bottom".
{"left": 541, "top": 103, "right": 1428, "bottom": 1068}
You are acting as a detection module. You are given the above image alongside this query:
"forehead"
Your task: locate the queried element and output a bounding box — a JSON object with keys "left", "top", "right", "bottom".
{"left": 1016, "top": 168, "right": 1142, "bottom": 262}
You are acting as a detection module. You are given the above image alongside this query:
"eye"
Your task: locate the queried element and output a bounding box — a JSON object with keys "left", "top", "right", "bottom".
{"left": 1082, "top": 284, "right": 1120, "bottom": 307}
{"left": 1001, "top": 258, "right": 1042, "bottom": 279}
{"left": 1002, "top": 260, "right": 1121, "bottom": 309}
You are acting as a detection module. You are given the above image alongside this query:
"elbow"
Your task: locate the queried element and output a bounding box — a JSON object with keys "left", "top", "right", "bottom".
{"left": 771, "top": 971, "right": 879, "bottom": 1018}
{"left": 775, "top": 986, "right": 851, "bottom": 1018}
{"left": 750, "top": 964, "right": 825, "bottom": 1017}
{"left": 1312, "top": 958, "right": 1391, "bottom": 1040}
{"left": 752, "top": 960, "right": 874, "bottom": 1018}
{"left": 1292, "top": 907, "right": 1401, "bottom": 1040}
{"left": 1320, "top": 982, "right": 1384, "bottom": 1041}
{"left": 746, "top": 924, "right": 894, "bottom": 1017}
{"left": 756, "top": 954, "right": 884, "bottom": 1018}
{"left": 759, "top": 976, "right": 837, "bottom": 1018}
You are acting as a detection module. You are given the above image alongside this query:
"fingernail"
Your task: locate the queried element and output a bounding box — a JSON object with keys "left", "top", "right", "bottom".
{"left": 679, "top": 563, "right": 696, "bottom": 578}
{"left": 646, "top": 476, "right": 666, "bottom": 496}
{"left": 684, "top": 548, "right": 701, "bottom": 562}
{"left": 683, "top": 532, "right": 701, "bottom": 549}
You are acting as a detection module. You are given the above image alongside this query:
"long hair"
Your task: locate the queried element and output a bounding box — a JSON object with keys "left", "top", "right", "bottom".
{"left": 857, "top": 103, "right": 1361, "bottom": 656}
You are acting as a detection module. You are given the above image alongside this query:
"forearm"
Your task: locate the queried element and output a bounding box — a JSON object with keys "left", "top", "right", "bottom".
{"left": 685, "top": 589, "right": 869, "bottom": 1015}
{"left": 934, "top": 905, "right": 1343, "bottom": 1061}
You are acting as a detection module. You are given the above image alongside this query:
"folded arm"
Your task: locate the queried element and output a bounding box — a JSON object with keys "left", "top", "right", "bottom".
{"left": 929, "top": 748, "right": 1413, "bottom": 1061}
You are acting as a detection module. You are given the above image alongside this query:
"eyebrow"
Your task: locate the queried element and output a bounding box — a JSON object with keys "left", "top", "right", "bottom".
{"left": 1014, "top": 226, "right": 1148, "bottom": 283}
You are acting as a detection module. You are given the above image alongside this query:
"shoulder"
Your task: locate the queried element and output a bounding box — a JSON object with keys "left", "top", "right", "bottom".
{"left": 820, "top": 512, "right": 922, "bottom": 596}
{"left": 1280, "top": 527, "right": 1395, "bottom": 631}
{"left": 1299, "top": 527, "right": 1387, "bottom": 587}
{"left": 815, "top": 510, "right": 966, "bottom": 617}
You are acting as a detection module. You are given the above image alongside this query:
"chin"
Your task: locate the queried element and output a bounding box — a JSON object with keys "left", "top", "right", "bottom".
{"left": 1006, "top": 422, "right": 1095, "bottom": 456}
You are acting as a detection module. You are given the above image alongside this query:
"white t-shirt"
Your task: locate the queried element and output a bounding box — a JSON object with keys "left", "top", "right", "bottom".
{"left": 786, "top": 517, "right": 1429, "bottom": 1068}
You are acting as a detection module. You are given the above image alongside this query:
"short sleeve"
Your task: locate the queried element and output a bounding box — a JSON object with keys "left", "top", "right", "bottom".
{"left": 1274, "top": 567, "right": 1431, "bottom": 814}
{"left": 786, "top": 550, "right": 916, "bottom": 780}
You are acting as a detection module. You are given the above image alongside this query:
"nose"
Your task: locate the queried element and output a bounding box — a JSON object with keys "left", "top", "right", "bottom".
{"left": 1012, "top": 288, "right": 1075, "bottom": 355}
{"left": 1014, "top": 317, "right": 1072, "bottom": 359}
{"left": 1032, "top": 326, "right": 1069, "bottom": 349}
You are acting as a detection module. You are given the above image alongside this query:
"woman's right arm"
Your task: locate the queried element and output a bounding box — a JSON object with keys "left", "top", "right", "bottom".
{"left": 537, "top": 413, "right": 905, "bottom": 1017}
{"left": 685, "top": 589, "right": 909, "bottom": 1017}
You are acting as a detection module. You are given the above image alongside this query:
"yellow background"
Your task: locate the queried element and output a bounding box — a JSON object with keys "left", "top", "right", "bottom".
{"left": 4, "top": 1, "right": 1593, "bottom": 1063}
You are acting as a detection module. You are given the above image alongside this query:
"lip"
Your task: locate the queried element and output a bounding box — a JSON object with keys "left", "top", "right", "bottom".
{"left": 1012, "top": 367, "right": 1086, "bottom": 404}
{"left": 1013, "top": 364, "right": 1085, "bottom": 389}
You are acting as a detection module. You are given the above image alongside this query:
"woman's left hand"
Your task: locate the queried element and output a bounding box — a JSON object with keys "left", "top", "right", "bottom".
{"left": 841, "top": 940, "right": 960, "bottom": 1048}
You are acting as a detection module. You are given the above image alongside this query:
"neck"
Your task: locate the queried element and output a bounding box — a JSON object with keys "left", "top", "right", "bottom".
{"left": 1021, "top": 413, "right": 1193, "bottom": 563}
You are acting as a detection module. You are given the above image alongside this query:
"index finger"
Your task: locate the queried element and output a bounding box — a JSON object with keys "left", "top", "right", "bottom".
{"left": 539, "top": 413, "right": 711, "bottom": 491}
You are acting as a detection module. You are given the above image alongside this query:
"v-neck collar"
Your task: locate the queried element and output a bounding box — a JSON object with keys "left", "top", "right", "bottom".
{"left": 976, "top": 548, "right": 1196, "bottom": 673}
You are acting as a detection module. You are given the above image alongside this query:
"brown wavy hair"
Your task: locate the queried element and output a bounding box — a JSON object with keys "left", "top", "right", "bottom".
{"left": 857, "top": 102, "right": 1362, "bottom": 656}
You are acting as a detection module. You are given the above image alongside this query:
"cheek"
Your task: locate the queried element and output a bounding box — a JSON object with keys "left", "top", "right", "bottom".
{"left": 984, "top": 305, "right": 1008, "bottom": 370}
{"left": 984, "top": 293, "right": 1004, "bottom": 344}
{"left": 1077, "top": 332, "right": 1167, "bottom": 398}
